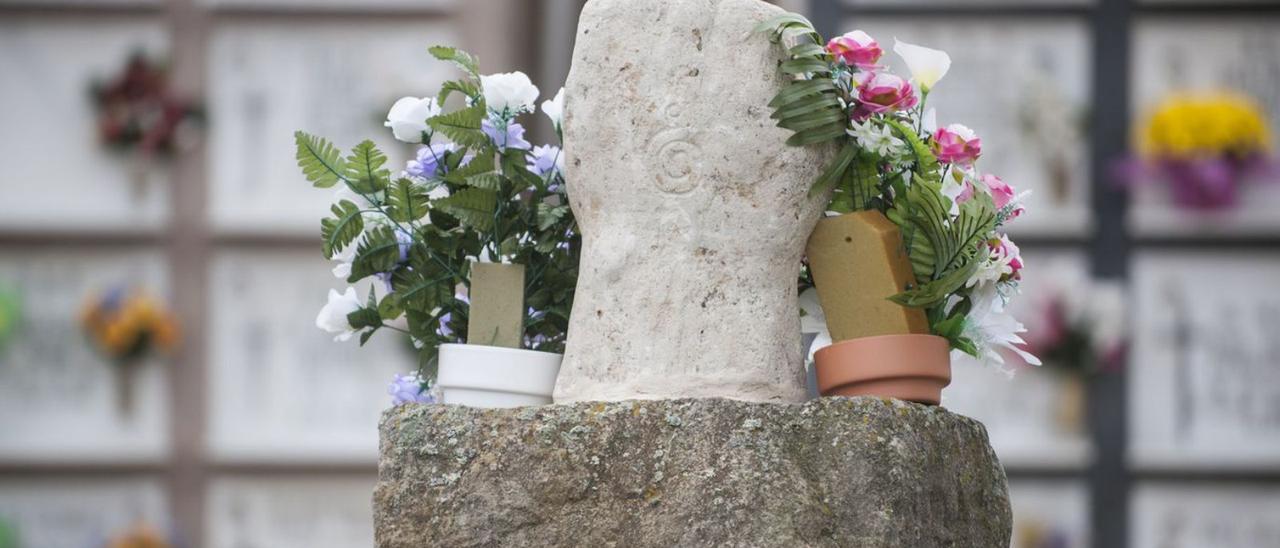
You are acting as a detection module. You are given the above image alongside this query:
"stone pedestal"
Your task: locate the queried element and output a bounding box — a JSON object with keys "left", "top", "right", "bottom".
{"left": 375, "top": 398, "right": 1012, "bottom": 547}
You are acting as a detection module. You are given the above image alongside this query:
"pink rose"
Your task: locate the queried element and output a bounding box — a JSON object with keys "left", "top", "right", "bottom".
{"left": 931, "top": 123, "right": 982, "bottom": 165}
{"left": 980, "top": 174, "right": 1022, "bottom": 220}
{"left": 826, "top": 30, "right": 882, "bottom": 69}
{"left": 988, "top": 234, "right": 1023, "bottom": 281}
{"left": 856, "top": 72, "right": 918, "bottom": 115}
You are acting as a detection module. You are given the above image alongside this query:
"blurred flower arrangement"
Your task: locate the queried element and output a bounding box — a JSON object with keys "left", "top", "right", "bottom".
{"left": 105, "top": 522, "right": 172, "bottom": 548}
{"left": 297, "top": 47, "right": 578, "bottom": 401}
{"left": 1021, "top": 281, "right": 1127, "bottom": 375}
{"left": 1123, "top": 92, "right": 1273, "bottom": 210}
{"left": 81, "top": 287, "right": 180, "bottom": 413}
{"left": 91, "top": 52, "right": 202, "bottom": 158}
{"left": 762, "top": 17, "right": 1038, "bottom": 373}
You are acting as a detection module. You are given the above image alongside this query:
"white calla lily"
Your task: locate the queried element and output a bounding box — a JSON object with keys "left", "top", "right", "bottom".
{"left": 542, "top": 87, "right": 565, "bottom": 129}
{"left": 893, "top": 39, "right": 951, "bottom": 92}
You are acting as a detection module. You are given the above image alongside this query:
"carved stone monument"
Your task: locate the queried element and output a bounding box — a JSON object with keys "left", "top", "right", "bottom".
{"left": 375, "top": 2, "right": 1014, "bottom": 546}
{"left": 554, "top": 0, "right": 830, "bottom": 403}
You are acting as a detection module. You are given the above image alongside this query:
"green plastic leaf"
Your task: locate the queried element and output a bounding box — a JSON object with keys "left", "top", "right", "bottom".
{"left": 883, "top": 119, "right": 941, "bottom": 181}
{"left": 319, "top": 199, "right": 364, "bottom": 259}
{"left": 387, "top": 178, "right": 429, "bottom": 223}
{"left": 434, "top": 187, "right": 497, "bottom": 231}
{"left": 427, "top": 104, "right": 489, "bottom": 148}
{"left": 348, "top": 226, "right": 402, "bottom": 282}
{"left": 294, "top": 131, "right": 347, "bottom": 188}
{"left": 428, "top": 45, "right": 479, "bottom": 76}
{"left": 343, "top": 140, "right": 391, "bottom": 194}
{"left": 436, "top": 79, "right": 480, "bottom": 107}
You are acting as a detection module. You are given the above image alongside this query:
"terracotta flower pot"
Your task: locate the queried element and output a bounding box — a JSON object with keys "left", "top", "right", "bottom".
{"left": 813, "top": 334, "right": 951, "bottom": 405}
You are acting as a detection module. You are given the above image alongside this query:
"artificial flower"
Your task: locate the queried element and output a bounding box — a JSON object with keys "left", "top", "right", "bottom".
{"left": 385, "top": 96, "right": 441, "bottom": 144}
{"left": 542, "top": 87, "right": 565, "bottom": 129}
{"left": 316, "top": 287, "right": 362, "bottom": 342}
{"left": 405, "top": 143, "right": 456, "bottom": 179}
{"left": 979, "top": 174, "right": 1024, "bottom": 221}
{"left": 480, "top": 71, "right": 540, "bottom": 116}
{"left": 527, "top": 144, "right": 565, "bottom": 177}
{"left": 826, "top": 30, "right": 882, "bottom": 69}
{"left": 388, "top": 373, "right": 435, "bottom": 406}
{"left": 856, "top": 72, "right": 918, "bottom": 115}
{"left": 893, "top": 39, "right": 950, "bottom": 92}
{"left": 988, "top": 234, "right": 1023, "bottom": 281}
{"left": 482, "top": 119, "right": 532, "bottom": 151}
{"left": 932, "top": 123, "right": 982, "bottom": 165}
{"left": 959, "top": 289, "right": 1041, "bottom": 373}
{"left": 848, "top": 119, "right": 907, "bottom": 158}
{"left": 939, "top": 177, "right": 975, "bottom": 216}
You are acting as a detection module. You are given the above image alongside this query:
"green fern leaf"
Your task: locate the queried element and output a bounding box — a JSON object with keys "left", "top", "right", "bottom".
{"left": 428, "top": 45, "right": 479, "bottom": 76}
{"left": 348, "top": 226, "right": 402, "bottom": 282}
{"left": 387, "top": 178, "right": 429, "bottom": 223}
{"left": 319, "top": 199, "right": 364, "bottom": 259}
{"left": 436, "top": 79, "right": 480, "bottom": 107}
{"left": 428, "top": 104, "right": 489, "bottom": 147}
{"left": 883, "top": 119, "right": 941, "bottom": 181}
{"left": 434, "top": 187, "right": 497, "bottom": 231}
{"left": 344, "top": 140, "right": 391, "bottom": 194}
{"left": 294, "top": 131, "right": 347, "bottom": 188}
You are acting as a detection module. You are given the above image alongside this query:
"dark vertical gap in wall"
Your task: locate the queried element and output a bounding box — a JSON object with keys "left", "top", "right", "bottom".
{"left": 1089, "top": 0, "right": 1133, "bottom": 546}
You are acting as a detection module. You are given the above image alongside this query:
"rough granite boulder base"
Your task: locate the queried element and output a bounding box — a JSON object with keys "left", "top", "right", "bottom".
{"left": 556, "top": 0, "right": 832, "bottom": 403}
{"left": 375, "top": 398, "right": 1012, "bottom": 547}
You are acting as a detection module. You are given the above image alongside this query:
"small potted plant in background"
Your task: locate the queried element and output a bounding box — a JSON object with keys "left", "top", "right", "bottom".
{"left": 80, "top": 286, "right": 180, "bottom": 414}
{"left": 299, "top": 47, "right": 578, "bottom": 409}
{"left": 762, "top": 16, "right": 1038, "bottom": 404}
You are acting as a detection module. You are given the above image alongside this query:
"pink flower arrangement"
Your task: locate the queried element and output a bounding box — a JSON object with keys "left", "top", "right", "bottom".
{"left": 826, "top": 30, "right": 882, "bottom": 69}
{"left": 855, "top": 72, "right": 918, "bottom": 116}
{"left": 931, "top": 123, "right": 982, "bottom": 165}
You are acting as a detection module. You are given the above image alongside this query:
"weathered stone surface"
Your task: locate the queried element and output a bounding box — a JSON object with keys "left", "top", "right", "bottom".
{"left": 375, "top": 398, "right": 1012, "bottom": 547}
{"left": 556, "top": 0, "right": 832, "bottom": 403}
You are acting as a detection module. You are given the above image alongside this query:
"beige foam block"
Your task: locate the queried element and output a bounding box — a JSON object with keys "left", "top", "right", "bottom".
{"left": 467, "top": 262, "right": 526, "bottom": 348}
{"left": 806, "top": 211, "right": 929, "bottom": 342}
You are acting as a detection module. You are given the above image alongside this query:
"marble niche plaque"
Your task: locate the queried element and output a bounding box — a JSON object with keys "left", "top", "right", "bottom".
{"left": 1131, "top": 252, "right": 1280, "bottom": 469}
{"left": 851, "top": 17, "right": 1092, "bottom": 237}
{"left": 207, "top": 250, "right": 414, "bottom": 463}
{"left": 1132, "top": 483, "right": 1280, "bottom": 548}
{"left": 1130, "top": 18, "right": 1280, "bottom": 236}
{"left": 0, "top": 16, "right": 170, "bottom": 231}
{"left": 941, "top": 252, "right": 1094, "bottom": 469}
{"left": 0, "top": 477, "right": 168, "bottom": 548}
{"left": 1007, "top": 480, "right": 1090, "bottom": 548}
{"left": 207, "top": 21, "right": 458, "bottom": 235}
{"left": 0, "top": 247, "right": 169, "bottom": 462}
{"left": 206, "top": 476, "right": 375, "bottom": 548}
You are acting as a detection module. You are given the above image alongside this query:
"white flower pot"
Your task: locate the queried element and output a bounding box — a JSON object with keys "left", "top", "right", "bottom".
{"left": 436, "top": 343, "right": 563, "bottom": 408}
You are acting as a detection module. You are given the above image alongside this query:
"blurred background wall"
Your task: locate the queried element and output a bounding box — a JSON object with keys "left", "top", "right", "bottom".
{"left": 0, "top": 0, "right": 1278, "bottom": 547}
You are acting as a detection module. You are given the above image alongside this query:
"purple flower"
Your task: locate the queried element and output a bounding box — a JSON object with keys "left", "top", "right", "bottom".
{"left": 437, "top": 312, "right": 454, "bottom": 338}
{"left": 388, "top": 373, "right": 435, "bottom": 406}
{"left": 481, "top": 118, "right": 531, "bottom": 151}
{"left": 405, "top": 143, "right": 455, "bottom": 179}
{"left": 526, "top": 145, "right": 564, "bottom": 177}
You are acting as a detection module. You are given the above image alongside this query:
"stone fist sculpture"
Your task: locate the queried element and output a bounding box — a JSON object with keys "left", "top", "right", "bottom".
{"left": 554, "top": 0, "right": 831, "bottom": 403}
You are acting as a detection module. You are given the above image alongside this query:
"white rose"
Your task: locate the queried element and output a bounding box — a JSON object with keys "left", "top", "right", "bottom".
{"left": 542, "top": 87, "right": 565, "bottom": 128}
{"left": 384, "top": 96, "right": 441, "bottom": 144}
{"left": 480, "top": 72, "right": 540, "bottom": 115}
{"left": 893, "top": 39, "right": 951, "bottom": 92}
{"left": 316, "top": 287, "right": 362, "bottom": 341}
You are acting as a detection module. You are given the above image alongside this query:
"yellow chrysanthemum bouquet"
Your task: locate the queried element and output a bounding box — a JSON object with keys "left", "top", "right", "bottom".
{"left": 1129, "top": 92, "right": 1273, "bottom": 209}
{"left": 81, "top": 287, "right": 180, "bottom": 412}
